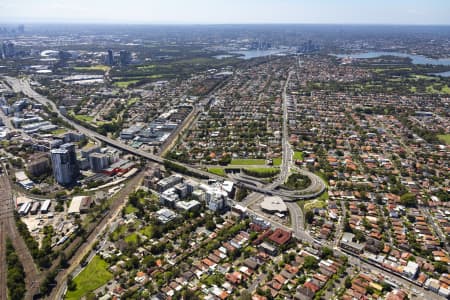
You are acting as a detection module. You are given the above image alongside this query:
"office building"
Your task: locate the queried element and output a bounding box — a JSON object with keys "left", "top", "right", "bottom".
{"left": 2, "top": 42, "right": 15, "bottom": 58}
{"left": 105, "top": 49, "right": 114, "bottom": 66}
{"left": 50, "top": 143, "right": 79, "bottom": 185}
{"left": 119, "top": 50, "right": 131, "bottom": 65}
{"left": 88, "top": 152, "right": 110, "bottom": 172}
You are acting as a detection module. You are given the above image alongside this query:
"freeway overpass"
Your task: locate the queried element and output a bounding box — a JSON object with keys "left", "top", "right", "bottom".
{"left": 4, "top": 76, "right": 325, "bottom": 199}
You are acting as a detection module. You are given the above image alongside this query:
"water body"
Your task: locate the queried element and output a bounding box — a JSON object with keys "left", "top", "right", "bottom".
{"left": 231, "top": 49, "right": 286, "bottom": 60}
{"left": 432, "top": 71, "right": 450, "bottom": 77}
{"left": 335, "top": 52, "right": 450, "bottom": 66}
{"left": 213, "top": 54, "right": 233, "bottom": 60}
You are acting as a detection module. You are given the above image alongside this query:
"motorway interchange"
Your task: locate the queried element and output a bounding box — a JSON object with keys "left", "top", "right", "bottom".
{"left": 3, "top": 75, "right": 443, "bottom": 300}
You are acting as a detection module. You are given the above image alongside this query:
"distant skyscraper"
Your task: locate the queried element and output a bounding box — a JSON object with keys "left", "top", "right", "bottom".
{"left": 17, "top": 25, "right": 24, "bottom": 34}
{"left": 105, "top": 49, "right": 114, "bottom": 66}
{"left": 119, "top": 50, "right": 131, "bottom": 66}
{"left": 50, "top": 143, "right": 80, "bottom": 185}
{"left": 2, "top": 42, "right": 15, "bottom": 58}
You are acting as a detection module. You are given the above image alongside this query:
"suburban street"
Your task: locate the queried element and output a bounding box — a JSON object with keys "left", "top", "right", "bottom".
{"left": 51, "top": 169, "right": 146, "bottom": 300}
{"left": 3, "top": 71, "right": 442, "bottom": 300}
{"left": 4, "top": 76, "right": 325, "bottom": 200}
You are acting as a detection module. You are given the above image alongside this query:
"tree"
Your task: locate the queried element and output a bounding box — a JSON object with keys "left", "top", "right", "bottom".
{"left": 400, "top": 193, "right": 417, "bottom": 207}
{"left": 67, "top": 275, "right": 77, "bottom": 291}
{"left": 303, "top": 256, "right": 318, "bottom": 270}
{"left": 305, "top": 210, "right": 314, "bottom": 224}
{"left": 345, "top": 277, "right": 352, "bottom": 288}
{"left": 354, "top": 230, "right": 366, "bottom": 242}
{"left": 181, "top": 289, "right": 197, "bottom": 300}
{"left": 59, "top": 252, "right": 69, "bottom": 268}
{"left": 205, "top": 219, "right": 216, "bottom": 231}
{"left": 321, "top": 247, "right": 333, "bottom": 259}
{"left": 239, "top": 291, "right": 252, "bottom": 300}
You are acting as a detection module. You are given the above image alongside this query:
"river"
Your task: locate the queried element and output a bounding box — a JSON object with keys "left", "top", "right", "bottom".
{"left": 335, "top": 51, "right": 450, "bottom": 66}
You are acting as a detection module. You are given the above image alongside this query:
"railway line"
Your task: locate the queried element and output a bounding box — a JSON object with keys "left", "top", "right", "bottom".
{"left": 0, "top": 174, "right": 41, "bottom": 299}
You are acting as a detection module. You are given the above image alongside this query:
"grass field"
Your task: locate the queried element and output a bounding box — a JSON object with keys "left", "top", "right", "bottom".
{"left": 73, "top": 65, "right": 110, "bottom": 72}
{"left": 127, "top": 97, "right": 139, "bottom": 106}
{"left": 244, "top": 167, "right": 279, "bottom": 173}
{"left": 272, "top": 158, "right": 282, "bottom": 166}
{"left": 110, "top": 224, "right": 126, "bottom": 241}
{"left": 208, "top": 167, "right": 226, "bottom": 176}
{"left": 124, "top": 204, "right": 138, "bottom": 215}
{"left": 303, "top": 199, "right": 327, "bottom": 211}
{"left": 125, "top": 232, "right": 139, "bottom": 244}
{"left": 51, "top": 128, "right": 67, "bottom": 135}
{"left": 140, "top": 225, "right": 155, "bottom": 238}
{"left": 137, "top": 64, "right": 156, "bottom": 70}
{"left": 114, "top": 80, "right": 139, "bottom": 88}
{"left": 426, "top": 84, "right": 450, "bottom": 94}
{"left": 297, "top": 191, "right": 328, "bottom": 213}
{"left": 315, "top": 171, "right": 329, "bottom": 186}
{"left": 293, "top": 151, "right": 304, "bottom": 160}
{"left": 230, "top": 159, "right": 266, "bottom": 165}
{"left": 442, "top": 85, "right": 450, "bottom": 94}
{"left": 73, "top": 114, "right": 94, "bottom": 123}
{"left": 411, "top": 74, "right": 435, "bottom": 80}
{"left": 317, "top": 190, "right": 329, "bottom": 201}
{"left": 437, "top": 134, "right": 450, "bottom": 145}
{"left": 65, "top": 256, "right": 112, "bottom": 300}
{"left": 243, "top": 167, "right": 279, "bottom": 178}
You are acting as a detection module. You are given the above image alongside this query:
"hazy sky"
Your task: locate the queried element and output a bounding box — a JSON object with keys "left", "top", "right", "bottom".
{"left": 1, "top": 0, "right": 449, "bottom": 25}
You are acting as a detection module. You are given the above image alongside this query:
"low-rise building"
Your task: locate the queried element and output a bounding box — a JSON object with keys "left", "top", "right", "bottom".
{"left": 68, "top": 196, "right": 93, "bottom": 215}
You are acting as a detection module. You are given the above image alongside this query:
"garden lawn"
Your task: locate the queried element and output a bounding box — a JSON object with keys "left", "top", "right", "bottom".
{"left": 73, "top": 114, "right": 94, "bottom": 123}
{"left": 230, "top": 159, "right": 266, "bottom": 165}
{"left": 51, "top": 128, "right": 67, "bottom": 135}
{"left": 272, "top": 158, "right": 282, "bottom": 166}
{"left": 293, "top": 151, "right": 304, "bottom": 160}
{"left": 437, "top": 134, "right": 450, "bottom": 145}
{"left": 125, "top": 232, "right": 139, "bottom": 244}
{"left": 65, "top": 256, "right": 112, "bottom": 300}
{"left": 114, "top": 80, "right": 139, "bottom": 88}
{"left": 124, "top": 204, "right": 138, "bottom": 215}
{"left": 208, "top": 167, "right": 226, "bottom": 176}
{"left": 73, "top": 65, "right": 110, "bottom": 72}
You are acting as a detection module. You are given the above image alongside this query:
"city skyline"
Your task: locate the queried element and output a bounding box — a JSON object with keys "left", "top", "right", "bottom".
{"left": 1, "top": 0, "right": 450, "bottom": 25}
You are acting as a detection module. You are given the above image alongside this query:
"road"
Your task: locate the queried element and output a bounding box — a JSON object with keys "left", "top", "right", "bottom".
{"left": 3, "top": 76, "right": 325, "bottom": 201}
{"left": 3, "top": 75, "right": 443, "bottom": 300}
{"left": 238, "top": 70, "right": 321, "bottom": 241}
{"left": 421, "top": 207, "right": 450, "bottom": 253}
{"left": 275, "top": 71, "right": 294, "bottom": 187}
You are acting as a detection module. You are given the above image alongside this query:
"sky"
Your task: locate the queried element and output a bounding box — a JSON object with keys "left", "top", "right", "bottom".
{"left": 1, "top": 0, "right": 449, "bottom": 25}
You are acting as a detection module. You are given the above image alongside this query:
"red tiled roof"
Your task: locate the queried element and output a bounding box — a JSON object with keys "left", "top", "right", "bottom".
{"left": 268, "top": 228, "right": 292, "bottom": 245}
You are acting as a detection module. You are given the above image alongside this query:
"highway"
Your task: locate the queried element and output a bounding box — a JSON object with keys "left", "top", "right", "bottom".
{"left": 276, "top": 71, "right": 294, "bottom": 187}
{"left": 3, "top": 75, "right": 328, "bottom": 297}
{"left": 2, "top": 75, "right": 443, "bottom": 300}
{"left": 3, "top": 76, "right": 325, "bottom": 200}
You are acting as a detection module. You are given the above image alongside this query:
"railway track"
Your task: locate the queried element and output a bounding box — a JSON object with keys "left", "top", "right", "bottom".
{"left": 0, "top": 221, "right": 7, "bottom": 300}
{"left": 0, "top": 175, "right": 41, "bottom": 299}
{"left": 49, "top": 169, "right": 146, "bottom": 299}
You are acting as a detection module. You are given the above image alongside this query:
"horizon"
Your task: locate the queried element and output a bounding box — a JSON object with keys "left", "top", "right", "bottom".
{"left": 3, "top": 22, "right": 450, "bottom": 27}
{"left": 1, "top": 0, "right": 450, "bottom": 26}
